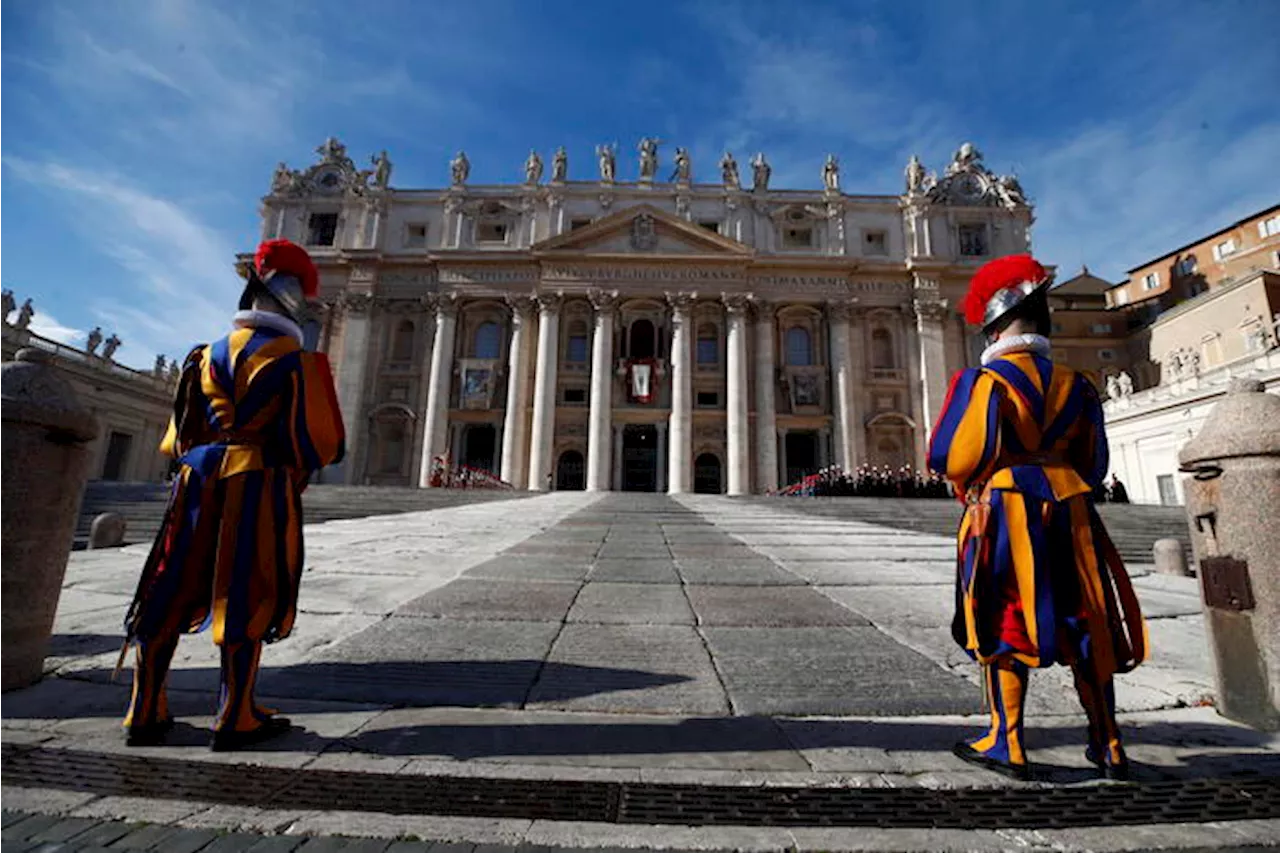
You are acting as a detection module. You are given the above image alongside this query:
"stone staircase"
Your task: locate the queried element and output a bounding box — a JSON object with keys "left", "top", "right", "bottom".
{"left": 74, "top": 481, "right": 530, "bottom": 549}
{"left": 753, "top": 495, "right": 1193, "bottom": 567}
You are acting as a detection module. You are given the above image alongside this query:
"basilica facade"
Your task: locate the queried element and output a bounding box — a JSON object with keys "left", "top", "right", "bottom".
{"left": 247, "top": 138, "right": 1035, "bottom": 494}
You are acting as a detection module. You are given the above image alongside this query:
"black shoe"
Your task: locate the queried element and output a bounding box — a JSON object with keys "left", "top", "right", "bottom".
{"left": 952, "top": 742, "right": 1031, "bottom": 781}
{"left": 125, "top": 718, "right": 175, "bottom": 747}
{"left": 1086, "top": 746, "right": 1131, "bottom": 782}
{"left": 210, "top": 716, "right": 292, "bottom": 752}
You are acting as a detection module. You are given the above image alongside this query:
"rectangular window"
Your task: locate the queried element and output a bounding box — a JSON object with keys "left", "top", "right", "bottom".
{"left": 1142, "top": 272, "right": 1160, "bottom": 291}
{"left": 957, "top": 223, "right": 988, "bottom": 257}
{"left": 1090, "top": 323, "right": 1113, "bottom": 334}
{"left": 696, "top": 338, "right": 718, "bottom": 365}
{"left": 476, "top": 222, "right": 507, "bottom": 243}
{"left": 696, "top": 391, "right": 719, "bottom": 407}
{"left": 1157, "top": 474, "right": 1178, "bottom": 506}
{"left": 782, "top": 227, "right": 813, "bottom": 249}
{"left": 566, "top": 334, "right": 588, "bottom": 363}
{"left": 1114, "top": 288, "right": 1130, "bottom": 306}
{"left": 1213, "top": 239, "right": 1236, "bottom": 260}
{"left": 1258, "top": 216, "right": 1280, "bottom": 238}
{"left": 570, "top": 218, "right": 591, "bottom": 231}
{"left": 863, "top": 230, "right": 888, "bottom": 255}
{"left": 1099, "top": 349, "right": 1116, "bottom": 361}
{"left": 404, "top": 223, "right": 427, "bottom": 248}
{"left": 699, "top": 220, "right": 721, "bottom": 233}
{"left": 1176, "top": 257, "right": 1197, "bottom": 276}
{"left": 563, "top": 387, "right": 587, "bottom": 405}
{"left": 306, "top": 213, "right": 338, "bottom": 247}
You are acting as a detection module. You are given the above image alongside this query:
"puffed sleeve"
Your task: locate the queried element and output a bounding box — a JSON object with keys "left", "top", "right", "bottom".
{"left": 284, "top": 350, "right": 346, "bottom": 473}
{"left": 1067, "top": 372, "right": 1109, "bottom": 489}
{"left": 927, "top": 366, "right": 1004, "bottom": 494}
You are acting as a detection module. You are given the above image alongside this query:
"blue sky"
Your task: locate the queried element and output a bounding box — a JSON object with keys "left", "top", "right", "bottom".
{"left": 3, "top": 0, "right": 1278, "bottom": 368}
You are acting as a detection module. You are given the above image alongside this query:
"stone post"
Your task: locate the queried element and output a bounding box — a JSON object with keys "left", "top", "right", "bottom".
{"left": 417, "top": 294, "right": 458, "bottom": 487}
{"left": 1179, "top": 378, "right": 1280, "bottom": 730}
{"left": 724, "top": 293, "right": 751, "bottom": 495}
{"left": 500, "top": 295, "right": 534, "bottom": 489}
{"left": 752, "top": 298, "right": 779, "bottom": 493}
{"left": 586, "top": 289, "right": 618, "bottom": 491}
{"left": 527, "top": 292, "right": 562, "bottom": 492}
{"left": 827, "top": 300, "right": 856, "bottom": 471}
{"left": 2, "top": 349, "right": 100, "bottom": 690}
{"left": 667, "top": 292, "right": 694, "bottom": 494}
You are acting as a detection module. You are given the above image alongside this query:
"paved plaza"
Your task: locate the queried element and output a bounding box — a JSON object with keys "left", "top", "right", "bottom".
{"left": 3, "top": 492, "right": 1278, "bottom": 851}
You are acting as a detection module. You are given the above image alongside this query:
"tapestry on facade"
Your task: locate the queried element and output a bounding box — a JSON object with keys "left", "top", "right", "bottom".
{"left": 460, "top": 359, "right": 496, "bottom": 410}
{"left": 628, "top": 359, "right": 655, "bottom": 404}
{"left": 792, "top": 373, "right": 821, "bottom": 407}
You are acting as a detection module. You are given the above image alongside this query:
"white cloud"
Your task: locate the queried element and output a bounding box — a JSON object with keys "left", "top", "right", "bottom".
{"left": 24, "top": 310, "right": 83, "bottom": 347}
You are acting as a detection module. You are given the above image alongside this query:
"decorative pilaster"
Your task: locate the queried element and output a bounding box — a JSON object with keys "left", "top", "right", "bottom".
{"left": 751, "top": 297, "right": 779, "bottom": 493}
{"left": 586, "top": 289, "right": 618, "bottom": 491}
{"left": 417, "top": 293, "right": 459, "bottom": 487}
{"left": 333, "top": 289, "right": 375, "bottom": 484}
{"left": 666, "top": 292, "right": 695, "bottom": 494}
{"left": 500, "top": 295, "right": 535, "bottom": 489}
{"left": 913, "top": 275, "right": 951, "bottom": 444}
{"left": 827, "top": 300, "right": 856, "bottom": 471}
{"left": 723, "top": 293, "right": 751, "bottom": 495}
{"left": 527, "top": 291, "right": 563, "bottom": 491}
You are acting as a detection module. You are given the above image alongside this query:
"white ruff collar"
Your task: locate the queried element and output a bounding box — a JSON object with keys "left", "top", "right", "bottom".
{"left": 233, "top": 309, "right": 303, "bottom": 346}
{"left": 981, "top": 333, "right": 1051, "bottom": 366}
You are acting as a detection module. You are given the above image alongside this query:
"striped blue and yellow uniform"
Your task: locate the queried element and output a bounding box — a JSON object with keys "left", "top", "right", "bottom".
{"left": 123, "top": 324, "right": 344, "bottom": 734}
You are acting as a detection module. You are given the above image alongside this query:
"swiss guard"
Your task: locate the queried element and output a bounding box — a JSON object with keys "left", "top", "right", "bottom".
{"left": 120, "top": 239, "right": 345, "bottom": 751}
{"left": 928, "top": 254, "right": 1146, "bottom": 781}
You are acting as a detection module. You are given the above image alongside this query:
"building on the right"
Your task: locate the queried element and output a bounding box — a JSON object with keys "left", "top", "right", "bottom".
{"left": 1100, "top": 203, "right": 1280, "bottom": 506}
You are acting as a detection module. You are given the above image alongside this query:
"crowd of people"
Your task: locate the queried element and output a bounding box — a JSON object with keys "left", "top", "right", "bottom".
{"left": 778, "top": 465, "right": 955, "bottom": 499}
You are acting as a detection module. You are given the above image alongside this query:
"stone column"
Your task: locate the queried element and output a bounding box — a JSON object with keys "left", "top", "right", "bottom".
{"left": 612, "top": 425, "right": 624, "bottom": 490}
{"left": 666, "top": 292, "right": 695, "bottom": 494}
{"left": 334, "top": 290, "right": 374, "bottom": 484}
{"left": 500, "top": 295, "right": 534, "bottom": 489}
{"left": 586, "top": 289, "right": 618, "bottom": 491}
{"left": 656, "top": 421, "right": 669, "bottom": 493}
{"left": 914, "top": 291, "right": 951, "bottom": 443}
{"left": 527, "top": 292, "right": 563, "bottom": 492}
{"left": 752, "top": 298, "right": 779, "bottom": 493}
{"left": 417, "top": 294, "right": 459, "bottom": 487}
{"left": 827, "top": 300, "right": 856, "bottom": 471}
{"left": 846, "top": 306, "right": 868, "bottom": 464}
{"left": 724, "top": 293, "right": 751, "bottom": 495}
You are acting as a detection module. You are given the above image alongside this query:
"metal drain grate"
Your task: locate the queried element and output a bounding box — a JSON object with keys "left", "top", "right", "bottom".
{"left": 4, "top": 744, "right": 1277, "bottom": 829}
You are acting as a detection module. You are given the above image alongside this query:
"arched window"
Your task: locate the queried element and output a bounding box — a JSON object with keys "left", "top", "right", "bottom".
{"left": 871, "top": 328, "right": 895, "bottom": 369}
{"left": 696, "top": 323, "right": 719, "bottom": 365}
{"left": 630, "top": 319, "right": 656, "bottom": 359}
{"left": 390, "top": 320, "right": 415, "bottom": 363}
{"left": 473, "top": 321, "right": 501, "bottom": 359}
{"left": 566, "top": 319, "right": 589, "bottom": 363}
{"left": 785, "top": 326, "right": 813, "bottom": 366}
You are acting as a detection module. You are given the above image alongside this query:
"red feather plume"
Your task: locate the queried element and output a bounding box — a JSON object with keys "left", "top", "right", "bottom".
{"left": 960, "top": 254, "right": 1047, "bottom": 325}
{"left": 254, "top": 239, "right": 319, "bottom": 299}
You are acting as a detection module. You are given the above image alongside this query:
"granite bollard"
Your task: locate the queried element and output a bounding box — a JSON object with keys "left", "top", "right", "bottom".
{"left": 1, "top": 348, "right": 100, "bottom": 690}
{"left": 1179, "top": 378, "right": 1280, "bottom": 730}
{"left": 1153, "top": 538, "right": 1191, "bottom": 577}
{"left": 88, "top": 512, "right": 127, "bottom": 549}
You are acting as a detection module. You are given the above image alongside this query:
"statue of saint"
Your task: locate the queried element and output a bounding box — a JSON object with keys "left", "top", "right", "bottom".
{"left": 15, "top": 298, "right": 33, "bottom": 330}
{"left": 720, "top": 151, "right": 739, "bottom": 189}
{"left": 751, "top": 152, "right": 771, "bottom": 191}
{"left": 596, "top": 143, "right": 616, "bottom": 183}
{"left": 1, "top": 289, "right": 15, "bottom": 323}
{"left": 551, "top": 147, "right": 568, "bottom": 182}
{"left": 637, "top": 137, "right": 660, "bottom": 181}
{"left": 102, "top": 333, "right": 122, "bottom": 361}
{"left": 371, "top": 150, "right": 392, "bottom": 189}
{"left": 671, "top": 147, "right": 692, "bottom": 184}
{"left": 948, "top": 142, "right": 983, "bottom": 175}
{"left": 450, "top": 150, "right": 470, "bottom": 185}
{"left": 999, "top": 174, "right": 1026, "bottom": 207}
{"left": 270, "top": 162, "right": 293, "bottom": 193}
{"left": 317, "top": 137, "right": 347, "bottom": 162}
{"left": 524, "top": 149, "right": 543, "bottom": 185}
{"left": 905, "top": 155, "right": 926, "bottom": 194}
{"left": 822, "top": 154, "right": 840, "bottom": 192}
{"left": 87, "top": 326, "right": 104, "bottom": 355}
{"left": 168, "top": 361, "right": 180, "bottom": 382}
{"left": 1104, "top": 373, "right": 1120, "bottom": 401}
{"left": 154, "top": 354, "right": 167, "bottom": 376}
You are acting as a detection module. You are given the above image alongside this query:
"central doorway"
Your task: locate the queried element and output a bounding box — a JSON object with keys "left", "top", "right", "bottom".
{"left": 694, "top": 453, "right": 722, "bottom": 494}
{"left": 461, "top": 425, "right": 497, "bottom": 473}
{"left": 622, "top": 424, "right": 659, "bottom": 492}
{"left": 784, "top": 431, "right": 820, "bottom": 486}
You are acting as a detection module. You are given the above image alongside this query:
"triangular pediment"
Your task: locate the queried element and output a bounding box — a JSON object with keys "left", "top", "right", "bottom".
{"left": 533, "top": 204, "right": 752, "bottom": 257}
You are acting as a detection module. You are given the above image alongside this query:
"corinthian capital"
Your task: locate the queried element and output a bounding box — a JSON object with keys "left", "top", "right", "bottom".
{"left": 341, "top": 292, "right": 374, "bottom": 314}
{"left": 721, "top": 292, "right": 751, "bottom": 316}
{"left": 436, "top": 291, "right": 460, "bottom": 318}
{"left": 665, "top": 291, "right": 697, "bottom": 314}
{"left": 749, "top": 296, "right": 776, "bottom": 322}
{"left": 504, "top": 292, "right": 536, "bottom": 319}
{"left": 913, "top": 298, "right": 950, "bottom": 323}
{"left": 535, "top": 291, "right": 564, "bottom": 316}
{"left": 826, "top": 299, "right": 858, "bottom": 323}
{"left": 587, "top": 288, "right": 619, "bottom": 312}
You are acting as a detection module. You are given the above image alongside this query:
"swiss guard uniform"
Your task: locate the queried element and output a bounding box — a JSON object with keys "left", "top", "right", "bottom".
{"left": 928, "top": 255, "right": 1146, "bottom": 780}
{"left": 121, "top": 239, "right": 345, "bottom": 751}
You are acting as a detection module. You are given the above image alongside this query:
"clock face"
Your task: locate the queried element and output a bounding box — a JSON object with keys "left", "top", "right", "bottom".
{"left": 316, "top": 170, "right": 342, "bottom": 192}
{"left": 956, "top": 173, "right": 983, "bottom": 201}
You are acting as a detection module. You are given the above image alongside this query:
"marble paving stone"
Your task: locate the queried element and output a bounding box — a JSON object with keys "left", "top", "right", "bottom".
{"left": 686, "top": 586, "right": 868, "bottom": 627}
{"left": 781, "top": 560, "right": 952, "bottom": 586}
{"left": 462, "top": 556, "right": 592, "bottom": 582}
{"left": 395, "top": 579, "right": 581, "bottom": 622}
{"left": 674, "top": 560, "right": 804, "bottom": 586}
{"left": 527, "top": 624, "right": 729, "bottom": 715}
{"left": 503, "top": 541, "right": 600, "bottom": 558}
{"left": 820, "top": 585, "right": 954, "bottom": 627}
{"left": 772, "top": 544, "right": 957, "bottom": 562}
{"left": 667, "top": 544, "right": 760, "bottom": 560}
{"left": 596, "top": 543, "right": 671, "bottom": 559}
{"left": 257, "top": 618, "right": 561, "bottom": 707}
{"left": 567, "top": 583, "right": 695, "bottom": 625}
{"left": 588, "top": 559, "right": 681, "bottom": 584}
{"left": 703, "top": 626, "right": 980, "bottom": 716}
{"left": 348, "top": 707, "right": 805, "bottom": 770}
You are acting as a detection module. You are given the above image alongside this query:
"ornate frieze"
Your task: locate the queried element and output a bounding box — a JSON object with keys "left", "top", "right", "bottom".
{"left": 438, "top": 266, "right": 538, "bottom": 286}
{"left": 380, "top": 270, "right": 438, "bottom": 290}
{"left": 348, "top": 265, "right": 376, "bottom": 284}
{"left": 542, "top": 265, "right": 743, "bottom": 285}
